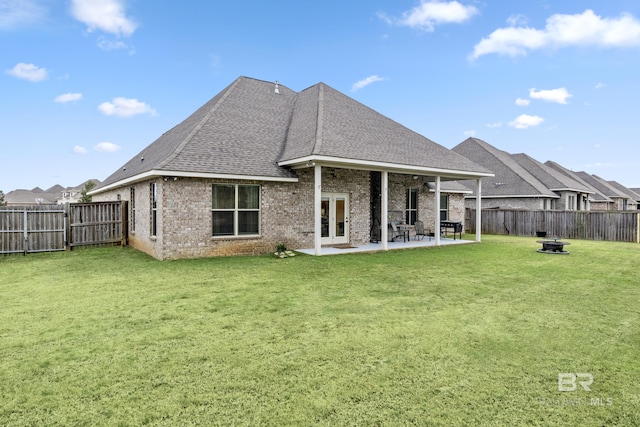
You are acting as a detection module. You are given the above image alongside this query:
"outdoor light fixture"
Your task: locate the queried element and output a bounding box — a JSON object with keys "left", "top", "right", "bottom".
{"left": 306, "top": 161, "right": 315, "bottom": 167}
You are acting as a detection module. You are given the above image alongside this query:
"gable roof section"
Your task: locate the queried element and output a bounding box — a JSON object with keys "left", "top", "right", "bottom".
{"left": 543, "top": 161, "right": 612, "bottom": 202}
{"left": 94, "top": 77, "right": 491, "bottom": 194}
{"left": 575, "top": 172, "right": 628, "bottom": 199}
{"left": 511, "top": 153, "right": 593, "bottom": 193}
{"left": 452, "top": 137, "right": 556, "bottom": 198}
{"left": 96, "top": 77, "right": 299, "bottom": 192}
{"left": 280, "top": 83, "right": 491, "bottom": 177}
{"left": 606, "top": 180, "right": 640, "bottom": 203}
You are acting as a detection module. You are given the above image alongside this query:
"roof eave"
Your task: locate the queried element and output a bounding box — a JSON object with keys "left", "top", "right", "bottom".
{"left": 465, "top": 194, "right": 561, "bottom": 199}
{"left": 278, "top": 155, "right": 494, "bottom": 180}
{"left": 89, "top": 169, "right": 299, "bottom": 195}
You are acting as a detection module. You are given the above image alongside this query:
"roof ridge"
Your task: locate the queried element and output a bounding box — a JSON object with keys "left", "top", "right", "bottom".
{"left": 157, "top": 77, "right": 243, "bottom": 169}
{"left": 312, "top": 83, "right": 324, "bottom": 155}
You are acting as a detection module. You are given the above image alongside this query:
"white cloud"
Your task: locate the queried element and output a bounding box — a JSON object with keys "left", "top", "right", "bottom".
{"left": 70, "top": 0, "right": 137, "bottom": 37}
{"left": 529, "top": 87, "right": 572, "bottom": 104}
{"left": 351, "top": 75, "right": 385, "bottom": 92}
{"left": 595, "top": 82, "right": 606, "bottom": 89}
{"left": 94, "top": 142, "right": 121, "bottom": 152}
{"left": 471, "top": 9, "right": 640, "bottom": 59}
{"left": 487, "top": 121, "right": 503, "bottom": 128}
{"left": 381, "top": 0, "right": 478, "bottom": 31}
{"left": 98, "top": 97, "right": 157, "bottom": 117}
{"left": 97, "top": 37, "right": 135, "bottom": 53}
{"left": 73, "top": 145, "right": 88, "bottom": 154}
{"left": 54, "top": 93, "right": 83, "bottom": 103}
{"left": 508, "top": 114, "right": 545, "bottom": 129}
{"left": 6, "top": 62, "right": 48, "bottom": 81}
{"left": 515, "top": 98, "right": 530, "bottom": 106}
{"left": 506, "top": 14, "right": 528, "bottom": 27}
{"left": 0, "top": 0, "right": 46, "bottom": 29}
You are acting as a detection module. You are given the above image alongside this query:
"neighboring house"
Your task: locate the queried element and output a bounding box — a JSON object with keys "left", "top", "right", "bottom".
{"left": 57, "top": 180, "right": 101, "bottom": 204}
{"left": 574, "top": 172, "right": 633, "bottom": 211}
{"left": 544, "top": 161, "right": 615, "bottom": 210}
{"left": 89, "top": 76, "right": 492, "bottom": 260}
{"left": 510, "top": 153, "right": 593, "bottom": 210}
{"left": 606, "top": 181, "right": 639, "bottom": 210}
{"left": 5, "top": 188, "right": 56, "bottom": 206}
{"left": 630, "top": 188, "right": 640, "bottom": 208}
{"left": 451, "top": 137, "right": 559, "bottom": 210}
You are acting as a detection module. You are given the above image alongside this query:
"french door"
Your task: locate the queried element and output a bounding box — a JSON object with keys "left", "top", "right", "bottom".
{"left": 321, "top": 193, "right": 349, "bottom": 245}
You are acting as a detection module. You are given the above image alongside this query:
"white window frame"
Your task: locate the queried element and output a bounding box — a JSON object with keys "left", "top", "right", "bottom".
{"left": 212, "top": 184, "right": 261, "bottom": 237}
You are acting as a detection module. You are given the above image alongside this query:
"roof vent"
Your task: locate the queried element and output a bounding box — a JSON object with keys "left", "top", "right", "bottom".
{"left": 274, "top": 81, "right": 280, "bottom": 94}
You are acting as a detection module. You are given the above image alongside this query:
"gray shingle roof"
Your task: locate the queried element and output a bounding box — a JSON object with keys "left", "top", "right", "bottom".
{"left": 543, "top": 161, "right": 612, "bottom": 202}
{"left": 96, "top": 77, "right": 491, "bottom": 192}
{"left": 452, "top": 137, "right": 556, "bottom": 197}
{"left": 607, "top": 181, "right": 640, "bottom": 203}
{"left": 511, "top": 153, "right": 593, "bottom": 193}
{"left": 281, "top": 83, "right": 490, "bottom": 173}
{"left": 575, "top": 172, "right": 627, "bottom": 199}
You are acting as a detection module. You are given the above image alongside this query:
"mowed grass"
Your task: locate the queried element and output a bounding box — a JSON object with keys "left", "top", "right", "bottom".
{"left": 1, "top": 236, "right": 639, "bottom": 426}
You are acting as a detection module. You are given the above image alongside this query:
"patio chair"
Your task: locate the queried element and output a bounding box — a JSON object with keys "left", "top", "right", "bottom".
{"left": 413, "top": 220, "right": 433, "bottom": 241}
{"left": 390, "top": 221, "right": 408, "bottom": 242}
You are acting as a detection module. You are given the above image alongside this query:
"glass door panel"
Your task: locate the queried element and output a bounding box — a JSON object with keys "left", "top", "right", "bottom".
{"left": 335, "top": 198, "right": 345, "bottom": 238}
{"left": 321, "top": 197, "right": 330, "bottom": 238}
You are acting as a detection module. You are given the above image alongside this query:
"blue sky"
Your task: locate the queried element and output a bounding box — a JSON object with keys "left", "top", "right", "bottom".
{"left": 2, "top": 0, "right": 640, "bottom": 192}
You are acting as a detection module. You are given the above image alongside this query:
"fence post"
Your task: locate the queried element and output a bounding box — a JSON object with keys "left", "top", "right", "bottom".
{"left": 23, "top": 209, "right": 27, "bottom": 255}
{"left": 121, "top": 201, "right": 128, "bottom": 247}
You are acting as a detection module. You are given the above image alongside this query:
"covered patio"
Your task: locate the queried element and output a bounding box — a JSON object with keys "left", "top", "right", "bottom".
{"left": 297, "top": 235, "right": 474, "bottom": 256}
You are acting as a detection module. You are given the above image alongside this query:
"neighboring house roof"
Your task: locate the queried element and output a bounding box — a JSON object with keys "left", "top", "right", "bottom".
{"left": 5, "top": 189, "right": 56, "bottom": 205}
{"left": 451, "top": 137, "right": 557, "bottom": 198}
{"left": 607, "top": 181, "right": 640, "bottom": 202}
{"left": 544, "top": 161, "right": 613, "bottom": 203}
{"left": 93, "top": 76, "right": 492, "bottom": 194}
{"left": 511, "top": 153, "right": 593, "bottom": 194}
{"left": 575, "top": 172, "right": 628, "bottom": 200}
{"left": 630, "top": 188, "right": 640, "bottom": 201}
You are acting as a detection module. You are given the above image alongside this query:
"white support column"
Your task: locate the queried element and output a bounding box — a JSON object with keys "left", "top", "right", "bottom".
{"left": 381, "top": 171, "right": 389, "bottom": 250}
{"left": 435, "top": 176, "right": 441, "bottom": 246}
{"left": 475, "top": 178, "right": 482, "bottom": 242}
{"left": 314, "top": 164, "right": 322, "bottom": 256}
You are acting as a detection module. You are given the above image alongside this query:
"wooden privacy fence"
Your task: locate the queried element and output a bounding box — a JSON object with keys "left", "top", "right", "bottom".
{"left": 0, "top": 205, "right": 66, "bottom": 254}
{"left": 0, "top": 201, "right": 128, "bottom": 255}
{"left": 466, "top": 208, "right": 640, "bottom": 243}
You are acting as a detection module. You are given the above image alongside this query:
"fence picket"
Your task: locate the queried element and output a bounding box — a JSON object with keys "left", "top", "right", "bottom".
{"left": 467, "top": 208, "right": 638, "bottom": 243}
{"left": 0, "top": 201, "right": 127, "bottom": 255}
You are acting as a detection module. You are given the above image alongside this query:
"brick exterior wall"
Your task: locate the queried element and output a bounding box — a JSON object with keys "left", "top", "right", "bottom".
{"left": 93, "top": 170, "right": 465, "bottom": 259}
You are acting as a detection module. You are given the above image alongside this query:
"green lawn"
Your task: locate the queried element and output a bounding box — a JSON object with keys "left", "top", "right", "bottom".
{"left": 1, "top": 236, "right": 639, "bottom": 426}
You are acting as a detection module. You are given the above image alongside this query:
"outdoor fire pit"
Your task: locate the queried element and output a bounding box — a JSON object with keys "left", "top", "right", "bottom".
{"left": 536, "top": 237, "right": 570, "bottom": 254}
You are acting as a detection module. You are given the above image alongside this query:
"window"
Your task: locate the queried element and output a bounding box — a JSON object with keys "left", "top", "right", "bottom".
{"left": 440, "top": 194, "right": 449, "bottom": 221}
{"left": 405, "top": 188, "right": 417, "bottom": 225}
{"left": 212, "top": 184, "right": 260, "bottom": 236}
{"left": 150, "top": 182, "right": 157, "bottom": 236}
{"left": 130, "top": 187, "right": 136, "bottom": 232}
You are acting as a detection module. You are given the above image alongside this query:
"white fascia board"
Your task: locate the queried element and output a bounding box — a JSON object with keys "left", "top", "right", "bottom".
{"left": 428, "top": 188, "right": 473, "bottom": 194}
{"left": 279, "top": 155, "right": 494, "bottom": 179}
{"left": 464, "top": 194, "right": 561, "bottom": 199}
{"left": 550, "top": 187, "right": 596, "bottom": 194}
{"left": 89, "top": 169, "right": 298, "bottom": 195}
